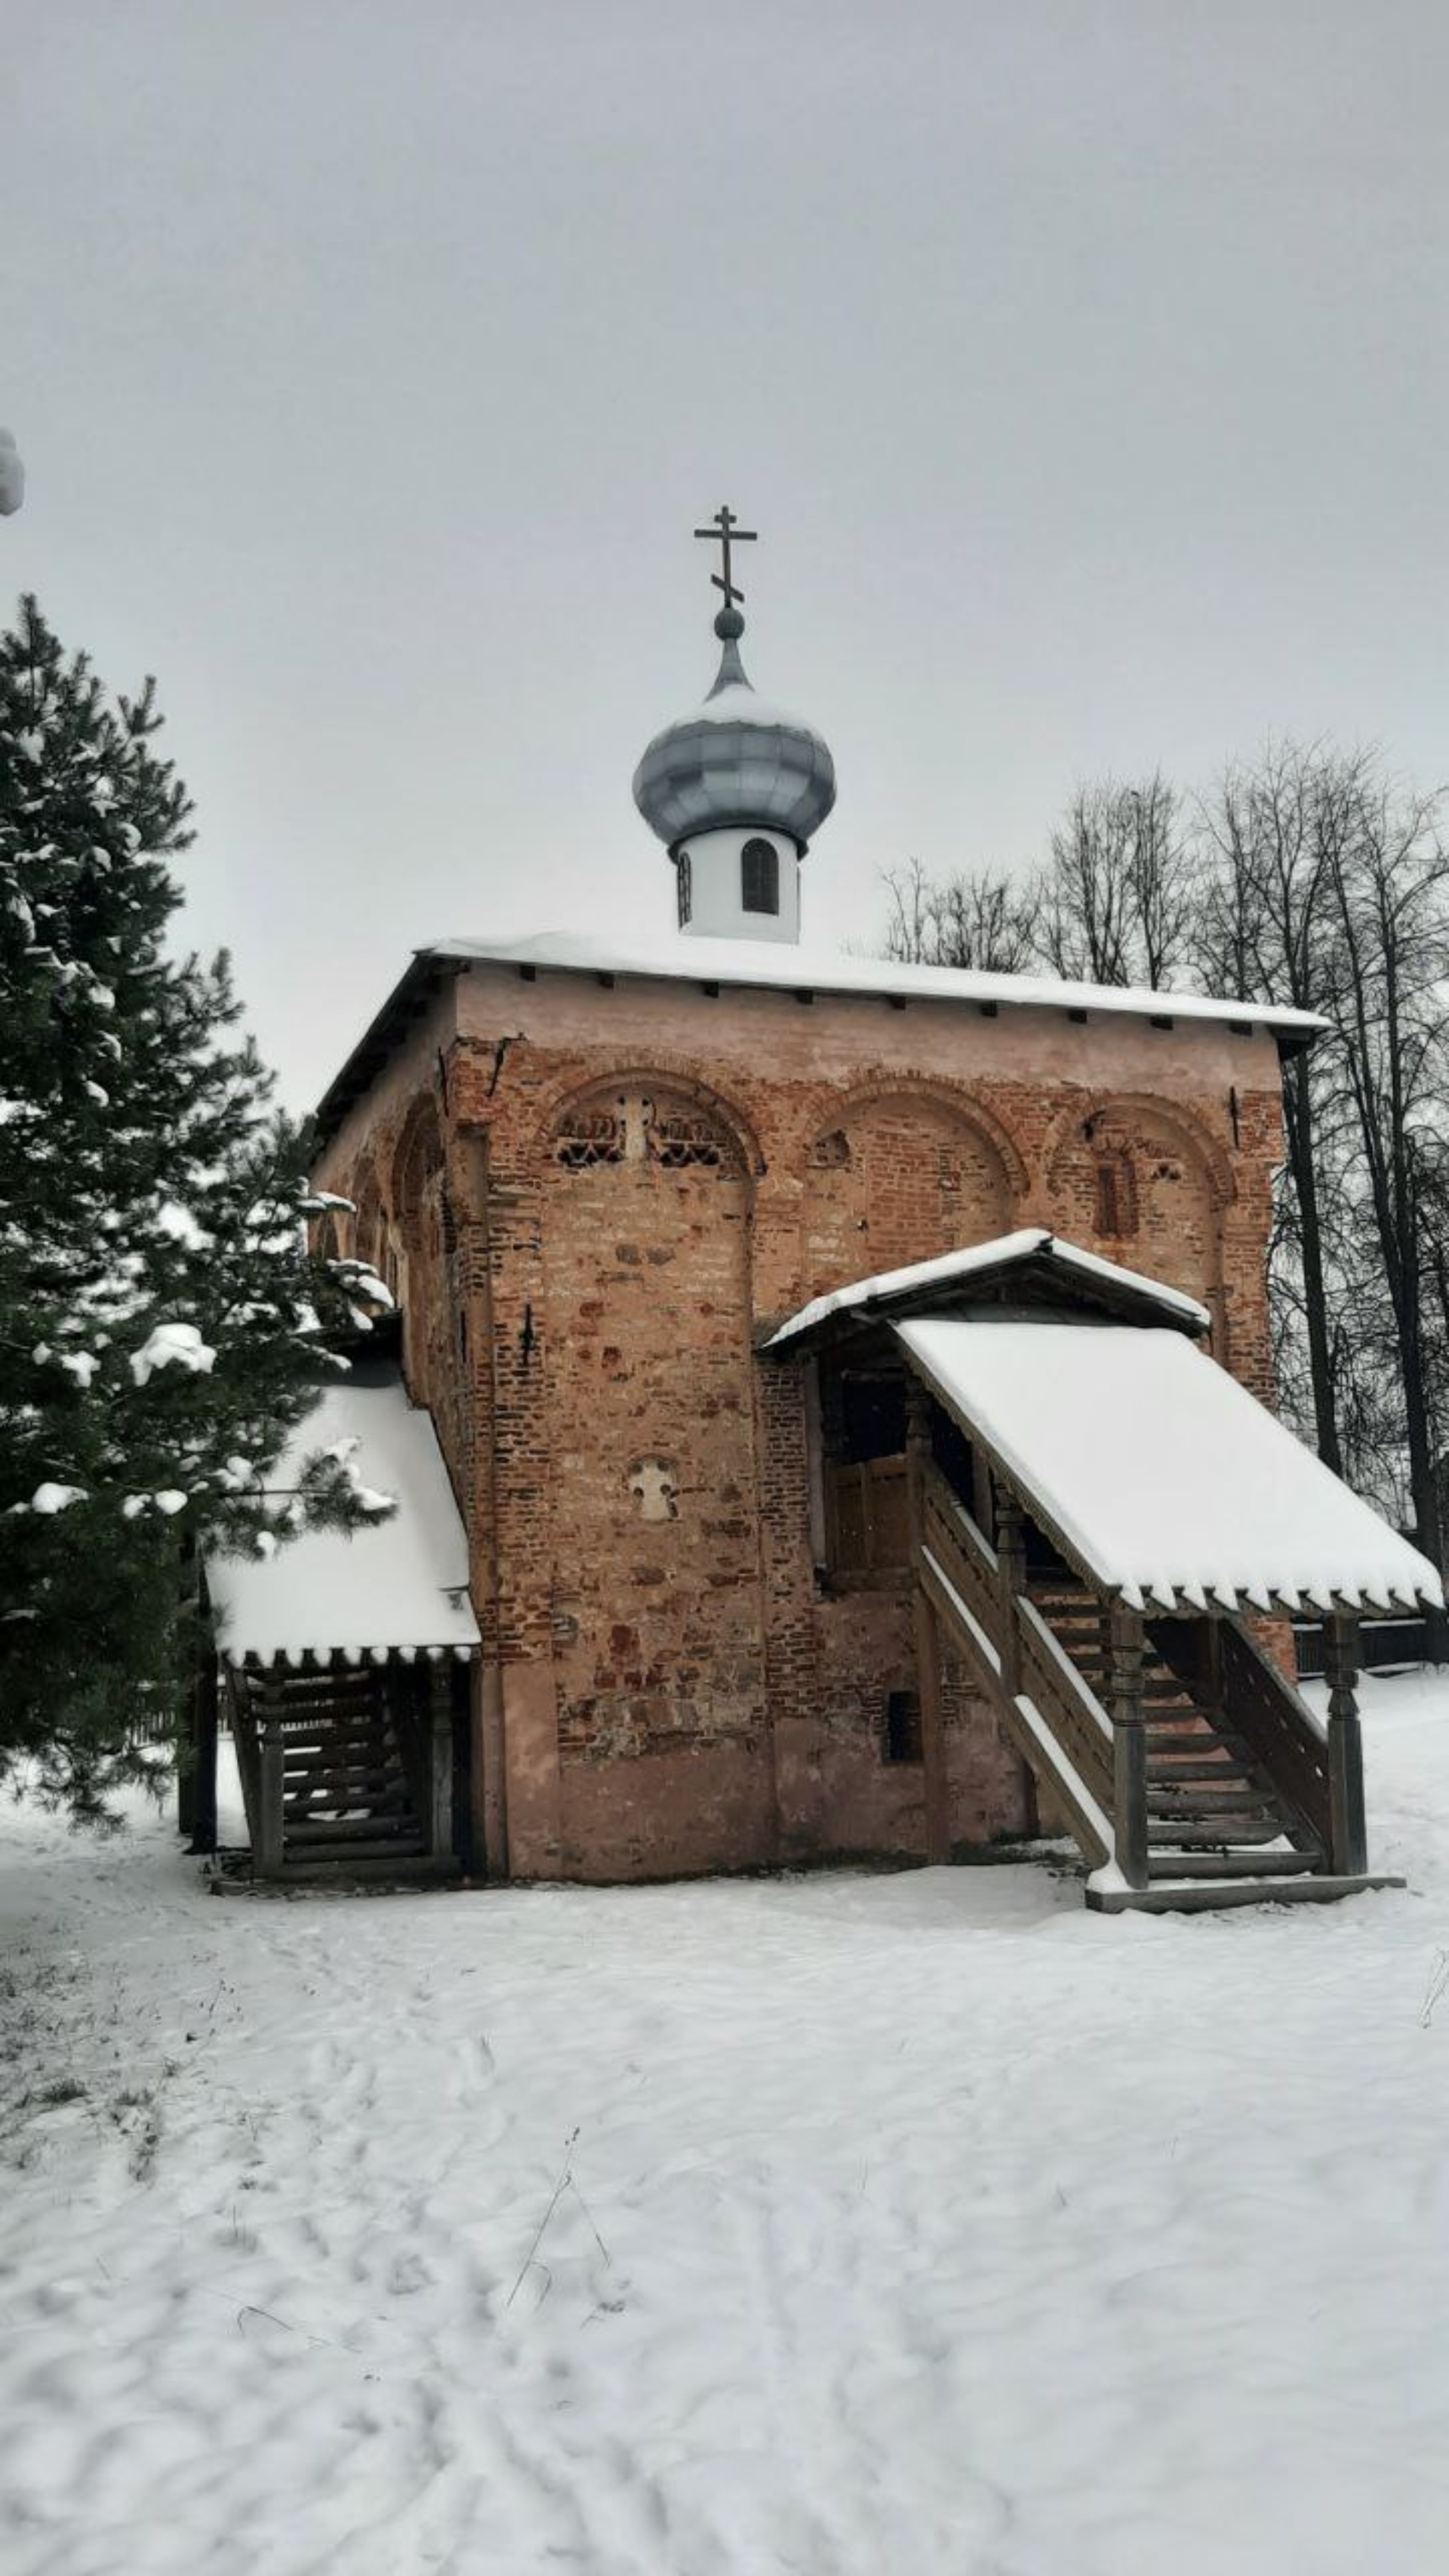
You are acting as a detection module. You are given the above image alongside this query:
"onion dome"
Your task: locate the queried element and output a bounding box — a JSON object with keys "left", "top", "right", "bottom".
{"left": 632, "top": 607, "right": 837, "bottom": 854}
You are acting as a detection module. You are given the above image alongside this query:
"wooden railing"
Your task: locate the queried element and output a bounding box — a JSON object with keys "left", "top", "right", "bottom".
{"left": 916, "top": 1461, "right": 1121, "bottom": 1875}
{"left": 912, "top": 1458, "right": 1365, "bottom": 1894}
{"left": 1016, "top": 1596, "right": 1115, "bottom": 1822}
{"left": 920, "top": 1471, "right": 1001, "bottom": 1650}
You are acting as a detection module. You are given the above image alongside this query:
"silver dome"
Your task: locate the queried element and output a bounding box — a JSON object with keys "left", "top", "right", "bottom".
{"left": 632, "top": 615, "right": 836, "bottom": 854}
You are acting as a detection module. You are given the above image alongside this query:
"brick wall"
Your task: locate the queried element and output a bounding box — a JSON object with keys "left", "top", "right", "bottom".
{"left": 314, "top": 962, "right": 1287, "bottom": 1882}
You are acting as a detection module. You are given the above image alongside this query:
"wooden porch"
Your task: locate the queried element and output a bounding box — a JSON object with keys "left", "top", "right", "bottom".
{"left": 768, "top": 1227, "right": 1437, "bottom": 1913}
{"left": 216, "top": 1650, "right": 472, "bottom": 1884}
{"left": 911, "top": 1423, "right": 1389, "bottom": 1912}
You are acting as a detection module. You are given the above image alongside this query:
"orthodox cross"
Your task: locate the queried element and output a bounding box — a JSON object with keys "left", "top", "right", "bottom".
{"left": 693, "top": 504, "right": 757, "bottom": 610}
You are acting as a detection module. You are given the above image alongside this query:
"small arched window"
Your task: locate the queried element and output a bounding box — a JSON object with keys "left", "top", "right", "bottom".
{"left": 741, "top": 837, "right": 780, "bottom": 916}
{"left": 677, "top": 851, "right": 692, "bottom": 926}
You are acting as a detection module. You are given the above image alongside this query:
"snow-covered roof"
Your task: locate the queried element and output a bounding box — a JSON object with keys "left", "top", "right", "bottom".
{"left": 767, "top": 1229, "right": 1211, "bottom": 1349}
{"left": 896, "top": 1318, "right": 1443, "bottom": 1617}
{"left": 428, "top": 931, "right": 1324, "bottom": 1047}
{"left": 206, "top": 1376, "right": 480, "bottom": 1665}
{"left": 314, "top": 928, "right": 1323, "bottom": 1146}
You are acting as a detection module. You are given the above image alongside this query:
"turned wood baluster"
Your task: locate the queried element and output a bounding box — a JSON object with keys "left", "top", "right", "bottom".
{"left": 1324, "top": 1612, "right": 1367, "bottom": 1876}
{"left": 1109, "top": 1602, "right": 1149, "bottom": 1888}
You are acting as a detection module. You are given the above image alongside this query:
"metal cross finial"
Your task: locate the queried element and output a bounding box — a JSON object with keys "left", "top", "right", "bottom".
{"left": 693, "top": 504, "right": 757, "bottom": 611}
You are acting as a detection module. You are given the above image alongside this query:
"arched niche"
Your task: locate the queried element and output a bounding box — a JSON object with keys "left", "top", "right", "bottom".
{"left": 352, "top": 1168, "right": 384, "bottom": 1273}
{"left": 801, "top": 1086, "right": 1020, "bottom": 1297}
{"left": 1041, "top": 1093, "right": 1231, "bottom": 1325}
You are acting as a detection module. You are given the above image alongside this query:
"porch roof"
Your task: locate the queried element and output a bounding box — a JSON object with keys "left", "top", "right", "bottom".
{"left": 207, "top": 1373, "right": 481, "bottom": 1667}
{"left": 766, "top": 1228, "right": 1211, "bottom": 1352}
{"left": 895, "top": 1317, "right": 1443, "bottom": 1619}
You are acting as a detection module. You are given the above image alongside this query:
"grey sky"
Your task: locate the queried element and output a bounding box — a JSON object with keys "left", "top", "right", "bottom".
{"left": 4, "top": 2, "right": 1444, "bottom": 1106}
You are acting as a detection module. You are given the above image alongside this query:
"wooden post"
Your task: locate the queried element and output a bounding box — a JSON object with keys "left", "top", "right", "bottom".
{"left": 1324, "top": 1611, "right": 1367, "bottom": 1876}
{"left": 177, "top": 1534, "right": 198, "bottom": 1839}
{"left": 428, "top": 1660, "right": 455, "bottom": 1859}
{"left": 906, "top": 1380, "right": 951, "bottom": 1863}
{"left": 187, "top": 1639, "right": 220, "bottom": 1856}
{"left": 905, "top": 1377, "right": 931, "bottom": 1551}
{"left": 176, "top": 1695, "right": 197, "bottom": 1842}
{"left": 911, "top": 1590, "right": 951, "bottom": 1864}
{"left": 255, "top": 1703, "right": 285, "bottom": 1879}
{"left": 995, "top": 1488, "right": 1026, "bottom": 1695}
{"left": 1110, "top": 1602, "right": 1149, "bottom": 1889}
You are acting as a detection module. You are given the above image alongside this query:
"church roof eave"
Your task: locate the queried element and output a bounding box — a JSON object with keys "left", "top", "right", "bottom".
{"left": 312, "top": 937, "right": 1324, "bottom": 1150}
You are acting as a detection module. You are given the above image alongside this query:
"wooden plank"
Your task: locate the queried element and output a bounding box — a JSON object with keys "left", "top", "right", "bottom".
{"left": 255, "top": 1725, "right": 285, "bottom": 1878}
{"left": 1088, "top": 1871, "right": 1402, "bottom": 1916}
{"left": 244, "top": 1852, "right": 463, "bottom": 1888}
{"left": 287, "top": 1817, "right": 425, "bottom": 1846}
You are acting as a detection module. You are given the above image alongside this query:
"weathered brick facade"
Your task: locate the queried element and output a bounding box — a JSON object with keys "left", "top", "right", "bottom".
{"left": 313, "top": 957, "right": 1285, "bottom": 1882}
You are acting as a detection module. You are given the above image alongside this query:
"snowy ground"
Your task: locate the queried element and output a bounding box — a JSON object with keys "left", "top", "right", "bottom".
{"left": 3, "top": 1679, "right": 1449, "bottom": 2576}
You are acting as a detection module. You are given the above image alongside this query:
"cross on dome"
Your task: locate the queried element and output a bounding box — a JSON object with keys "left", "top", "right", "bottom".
{"left": 693, "top": 504, "right": 757, "bottom": 618}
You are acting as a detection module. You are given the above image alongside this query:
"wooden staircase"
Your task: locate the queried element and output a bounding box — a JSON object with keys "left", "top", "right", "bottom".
{"left": 226, "top": 1657, "right": 461, "bottom": 1883}
{"left": 1029, "top": 1579, "right": 1325, "bottom": 1888}
{"left": 915, "top": 1459, "right": 1399, "bottom": 1914}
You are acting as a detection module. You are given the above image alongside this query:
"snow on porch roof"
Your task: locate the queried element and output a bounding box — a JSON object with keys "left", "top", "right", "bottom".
{"left": 206, "top": 1375, "right": 481, "bottom": 1667}
{"left": 896, "top": 1318, "right": 1443, "bottom": 1618}
{"left": 766, "top": 1228, "right": 1211, "bottom": 1350}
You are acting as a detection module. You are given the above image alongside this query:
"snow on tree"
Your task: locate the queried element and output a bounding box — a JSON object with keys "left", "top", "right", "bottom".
{"left": 0, "top": 594, "right": 392, "bottom": 1820}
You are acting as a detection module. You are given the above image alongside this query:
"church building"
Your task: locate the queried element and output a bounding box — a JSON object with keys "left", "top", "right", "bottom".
{"left": 205, "top": 514, "right": 1440, "bottom": 1912}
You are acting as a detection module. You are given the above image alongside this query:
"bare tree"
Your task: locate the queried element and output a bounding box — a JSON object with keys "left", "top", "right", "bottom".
{"left": 1194, "top": 741, "right": 1367, "bottom": 1478}
{"left": 1318, "top": 774, "right": 1449, "bottom": 1574}
{"left": 881, "top": 857, "right": 1039, "bottom": 972}
{"left": 1033, "top": 772, "right": 1196, "bottom": 988}
{"left": 874, "top": 747, "right": 1449, "bottom": 1587}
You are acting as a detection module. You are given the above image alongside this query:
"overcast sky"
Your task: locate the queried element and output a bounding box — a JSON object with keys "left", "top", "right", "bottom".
{"left": 3, "top": 2, "right": 1445, "bottom": 1104}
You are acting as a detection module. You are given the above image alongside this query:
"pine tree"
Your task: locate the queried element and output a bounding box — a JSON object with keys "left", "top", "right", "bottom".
{"left": 0, "top": 596, "right": 390, "bottom": 1820}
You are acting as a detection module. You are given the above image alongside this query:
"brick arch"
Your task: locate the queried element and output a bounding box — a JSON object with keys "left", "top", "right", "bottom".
{"left": 1038, "top": 1091, "right": 1236, "bottom": 1211}
{"left": 1038, "top": 1090, "right": 1232, "bottom": 1337}
{"left": 389, "top": 1094, "right": 453, "bottom": 1405}
{"left": 801, "top": 1082, "right": 1022, "bottom": 1299}
{"left": 533, "top": 1063, "right": 766, "bottom": 1192}
{"left": 392, "top": 1092, "right": 448, "bottom": 1226}
{"left": 350, "top": 1165, "right": 385, "bottom": 1271}
{"left": 810, "top": 1076, "right": 1030, "bottom": 1205}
